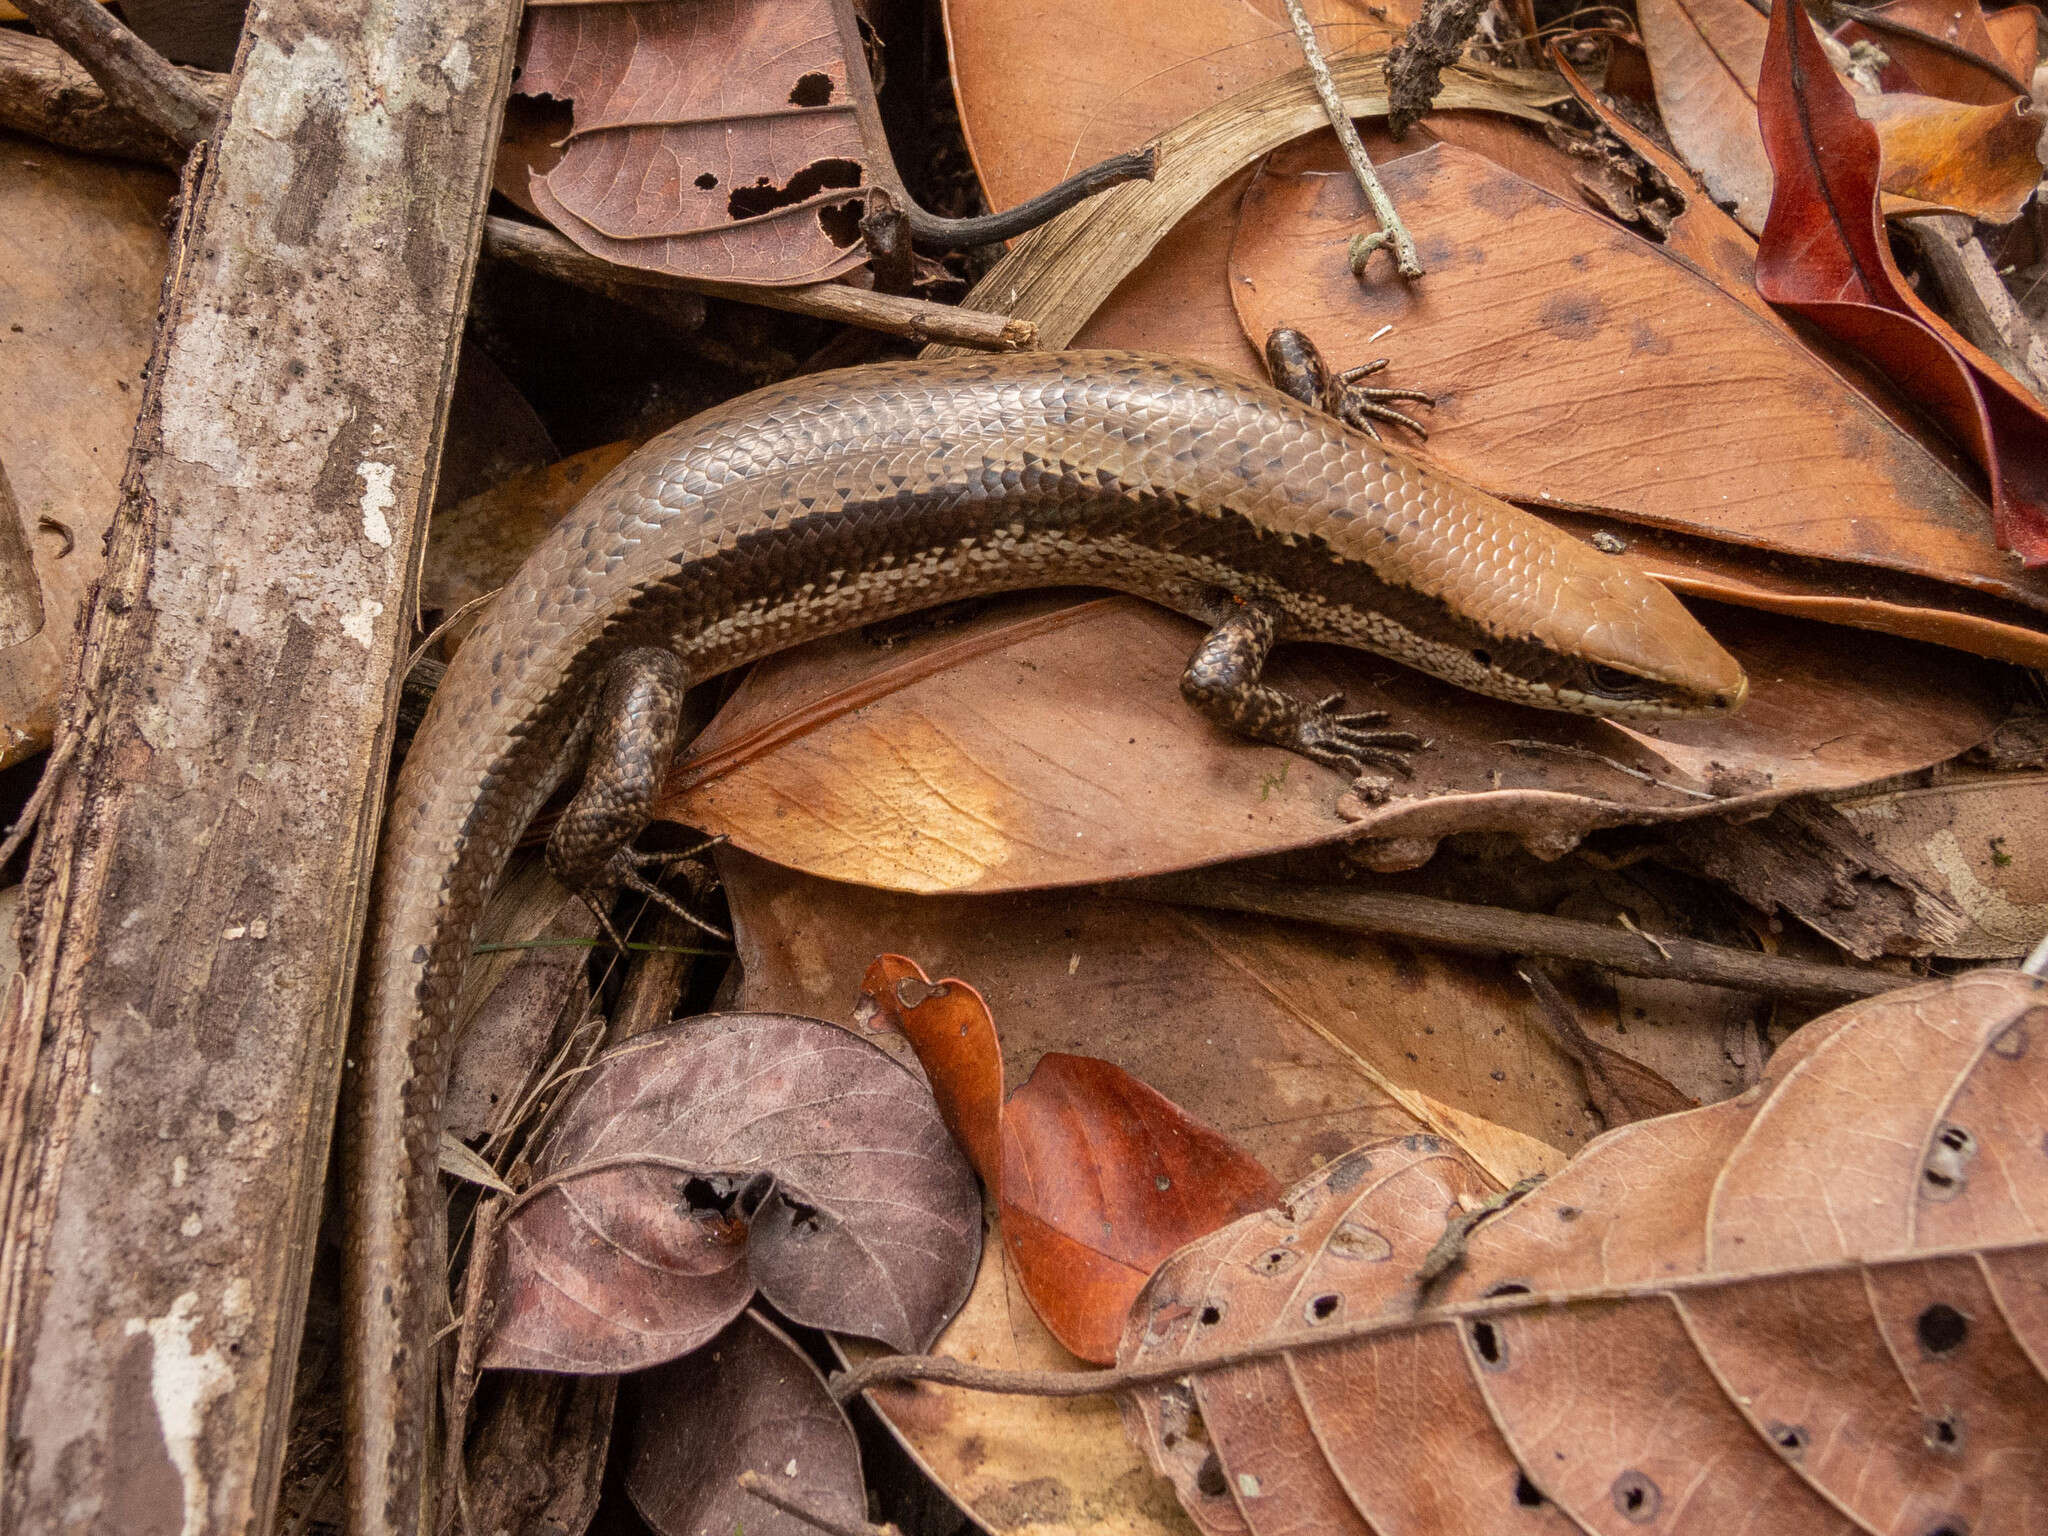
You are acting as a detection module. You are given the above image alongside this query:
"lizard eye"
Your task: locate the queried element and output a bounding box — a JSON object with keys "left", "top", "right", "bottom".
{"left": 1584, "top": 663, "right": 1653, "bottom": 698}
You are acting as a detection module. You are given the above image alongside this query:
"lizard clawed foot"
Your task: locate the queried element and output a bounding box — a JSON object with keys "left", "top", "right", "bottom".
{"left": 1262, "top": 327, "right": 1436, "bottom": 442}
{"left": 1292, "top": 692, "right": 1431, "bottom": 802}
{"left": 575, "top": 837, "right": 733, "bottom": 950}
{"left": 1331, "top": 359, "right": 1436, "bottom": 442}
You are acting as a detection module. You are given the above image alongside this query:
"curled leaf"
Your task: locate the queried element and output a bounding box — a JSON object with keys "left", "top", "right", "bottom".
{"left": 485, "top": 1013, "right": 980, "bottom": 1372}
{"left": 861, "top": 956, "right": 1279, "bottom": 1363}
{"left": 1754, "top": 0, "right": 2048, "bottom": 562}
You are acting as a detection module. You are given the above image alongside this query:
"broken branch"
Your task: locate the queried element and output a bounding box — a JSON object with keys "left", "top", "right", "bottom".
{"left": 5, "top": 0, "right": 216, "bottom": 149}
{"left": 1115, "top": 870, "right": 1912, "bottom": 1003}
{"left": 481, "top": 216, "right": 1039, "bottom": 353}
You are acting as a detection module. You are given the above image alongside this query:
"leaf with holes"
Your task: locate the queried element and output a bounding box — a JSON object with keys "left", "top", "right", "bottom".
{"left": 1754, "top": 0, "right": 2048, "bottom": 563}
{"left": 483, "top": 1013, "right": 980, "bottom": 1373}
{"left": 860, "top": 955, "right": 1281, "bottom": 1363}
{"left": 1118, "top": 969, "right": 2048, "bottom": 1535}
{"left": 504, "top": 0, "right": 903, "bottom": 285}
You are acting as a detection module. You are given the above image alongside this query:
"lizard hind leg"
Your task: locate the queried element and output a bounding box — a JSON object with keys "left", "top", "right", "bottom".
{"left": 545, "top": 647, "right": 730, "bottom": 944}
{"left": 1179, "top": 597, "right": 1431, "bottom": 806}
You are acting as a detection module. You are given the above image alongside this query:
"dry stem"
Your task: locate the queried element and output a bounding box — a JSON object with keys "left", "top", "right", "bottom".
{"left": 1279, "top": 0, "right": 1422, "bottom": 278}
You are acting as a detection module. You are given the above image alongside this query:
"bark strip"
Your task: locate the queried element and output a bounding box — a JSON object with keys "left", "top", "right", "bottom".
{"left": 0, "top": 0, "right": 522, "bottom": 1528}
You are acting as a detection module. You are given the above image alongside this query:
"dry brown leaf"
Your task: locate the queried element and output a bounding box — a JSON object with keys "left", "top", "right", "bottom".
{"left": 860, "top": 956, "right": 1281, "bottom": 1364}
{"left": 1836, "top": 773, "right": 2048, "bottom": 958}
{"left": 726, "top": 850, "right": 1787, "bottom": 1536}
{"left": 1861, "top": 90, "right": 2045, "bottom": 222}
{"left": 0, "top": 134, "right": 171, "bottom": 769}
{"left": 1641, "top": 0, "right": 2044, "bottom": 233}
{"left": 657, "top": 587, "right": 2001, "bottom": 888}
{"left": 1120, "top": 969, "right": 2048, "bottom": 1534}
{"left": 1637, "top": 0, "right": 1774, "bottom": 229}
{"left": 942, "top": 0, "right": 1409, "bottom": 211}
{"left": 509, "top": 0, "right": 894, "bottom": 284}
{"left": 1839, "top": 0, "right": 2041, "bottom": 103}
{"left": 485, "top": 1013, "right": 980, "bottom": 1372}
{"left": 1228, "top": 140, "right": 2048, "bottom": 661}
{"left": 626, "top": 1311, "right": 865, "bottom": 1536}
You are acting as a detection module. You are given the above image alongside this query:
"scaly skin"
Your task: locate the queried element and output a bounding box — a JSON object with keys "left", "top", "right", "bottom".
{"left": 344, "top": 349, "right": 1746, "bottom": 1534}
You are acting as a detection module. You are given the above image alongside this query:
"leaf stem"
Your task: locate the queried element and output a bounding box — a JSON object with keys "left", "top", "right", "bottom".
{"left": 736, "top": 1472, "right": 902, "bottom": 1536}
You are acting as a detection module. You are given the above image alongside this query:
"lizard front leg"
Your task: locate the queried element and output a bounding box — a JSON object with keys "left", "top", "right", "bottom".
{"left": 546, "top": 647, "right": 727, "bottom": 942}
{"left": 1179, "top": 597, "right": 1428, "bottom": 805}
{"left": 1264, "top": 325, "right": 1436, "bottom": 441}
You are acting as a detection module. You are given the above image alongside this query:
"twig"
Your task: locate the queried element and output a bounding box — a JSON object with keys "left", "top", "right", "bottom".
{"left": 440, "top": 1193, "right": 507, "bottom": 1536}
{"left": 1499, "top": 738, "right": 1717, "bottom": 799}
{"left": 829, "top": 1232, "right": 2041, "bottom": 1403}
{"left": 481, "top": 217, "right": 1039, "bottom": 354}
{"left": 735, "top": 1472, "right": 902, "bottom": 1536}
{"left": 1279, "top": 0, "right": 1422, "bottom": 278}
{"left": 1115, "top": 870, "right": 1911, "bottom": 1003}
{"left": 1414, "top": 1175, "right": 1543, "bottom": 1295}
{"left": 1516, "top": 965, "right": 1630, "bottom": 1126}
{"left": 902, "top": 147, "right": 1156, "bottom": 249}
{"left": 6, "top": 0, "right": 215, "bottom": 148}
{"left": 0, "top": 727, "right": 80, "bottom": 874}
{"left": 0, "top": 34, "right": 1039, "bottom": 354}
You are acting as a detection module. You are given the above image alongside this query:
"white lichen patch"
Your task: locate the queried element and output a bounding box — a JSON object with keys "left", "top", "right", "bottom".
{"left": 357, "top": 460, "right": 396, "bottom": 547}
{"left": 124, "top": 1292, "right": 234, "bottom": 1536}
{"left": 340, "top": 596, "right": 384, "bottom": 649}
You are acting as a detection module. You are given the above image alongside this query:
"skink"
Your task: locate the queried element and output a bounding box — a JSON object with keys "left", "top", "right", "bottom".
{"left": 345, "top": 343, "right": 1746, "bottom": 1533}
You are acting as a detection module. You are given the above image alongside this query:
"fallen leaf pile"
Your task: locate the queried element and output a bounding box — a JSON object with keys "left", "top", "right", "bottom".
{"left": 6, "top": 0, "right": 2047, "bottom": 1530}
{"left": 1120, "top": 968, "right": 2047, "bottom": 1532}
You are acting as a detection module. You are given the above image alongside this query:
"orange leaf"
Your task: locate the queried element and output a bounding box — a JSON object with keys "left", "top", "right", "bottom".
{"left": 861, "top": 956, "right": 1279, "bottom": 1363}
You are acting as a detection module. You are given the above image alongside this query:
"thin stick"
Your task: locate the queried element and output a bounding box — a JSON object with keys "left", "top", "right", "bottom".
{"left": 481, "top": 217, "right": 1038, "bottom": 354}
{"left": 0, "top": 728, "right": 80, "bottom": 874}
{"left": 735, "top": 1472, "right": 902, "bottom": 1536}
{"left": 829, "top": 1233, "right": 2040, "bottom": 1403}
{"left": 6, "top": 0, "right": 215, "bottom": 148}
{"left": 903, "top": 148, "right": 1156, "bottom": 249}
{"left": 1278, "top": 0, "right": 1422, "bottom": 279}
{"left": 1116, "top": 871, "right": 1911, "bottom": 1004}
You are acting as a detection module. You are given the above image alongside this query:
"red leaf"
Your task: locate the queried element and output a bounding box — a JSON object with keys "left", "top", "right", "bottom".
{"left": 1754, "top": 0, "right": 2048, "bottom": 563}
{"left": 861, "top": 956, "right": 1281, "bottom": 1363}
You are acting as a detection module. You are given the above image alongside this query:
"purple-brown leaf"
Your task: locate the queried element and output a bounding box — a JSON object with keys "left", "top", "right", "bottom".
{"left": 485, "top": 1014, "right": 980, "bottom": 1373}
{"left": 627, "top": 1310, "right": 865, "bottom": 1536}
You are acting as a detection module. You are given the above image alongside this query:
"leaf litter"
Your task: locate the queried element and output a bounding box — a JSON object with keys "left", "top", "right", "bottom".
{"left": 25, "top": 0, "right": 2047, "bottom": 1529}
{"left": 1117, "top": 970, "right": 2048, "bottom": 1534}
